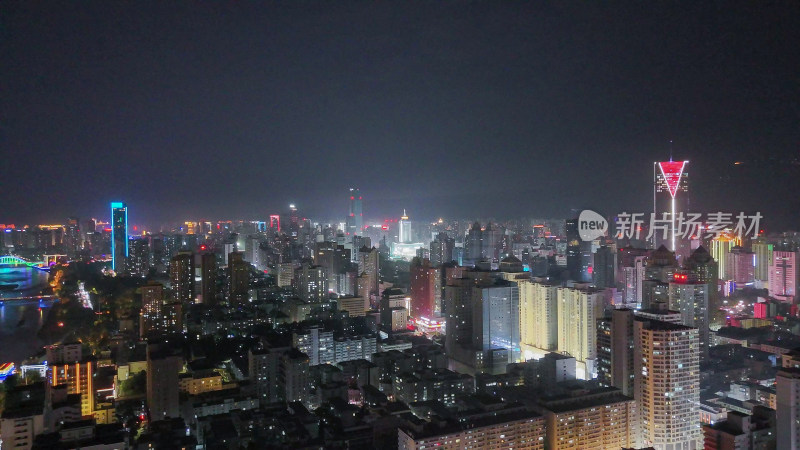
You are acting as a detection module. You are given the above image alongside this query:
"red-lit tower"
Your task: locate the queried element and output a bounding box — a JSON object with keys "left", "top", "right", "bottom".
{"left": 654, "top": 160, "right": 689, "bottom": 259}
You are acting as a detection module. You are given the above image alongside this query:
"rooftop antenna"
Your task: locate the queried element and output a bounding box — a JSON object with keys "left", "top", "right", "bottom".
{"left": 669, "top": 140, "right": 674, "bottom": 162}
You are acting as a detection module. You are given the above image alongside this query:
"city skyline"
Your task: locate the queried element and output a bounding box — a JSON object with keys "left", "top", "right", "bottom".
{"left": 2, "top": 2, "right": 799, "bottom": 227}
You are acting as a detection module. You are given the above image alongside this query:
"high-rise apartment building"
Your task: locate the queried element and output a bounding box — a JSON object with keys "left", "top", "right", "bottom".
{"left": 146, "top": 345, "right": 182, "bottom": 420}
{"left": 635, "top": 317, "right": 701, "bottom": 449}
{"left": 140, "top": 282, "right": 164, "bottom": 338}
{"left": 228, "top": 251, "right": 250, "bottom": 303}
{"left": 169, "top": 251, "right": 194, "bottom": 304}
{"left": 519, "top": 280, "right": 559, "bottom": 355}
{"left": 776, "top": 367, "right": 800, "bottom": 449}
{"left": 129, "top": 238, "right": 150, "bottom": 277}
{"left": 200, "top": 251, "right": 217, "bottom": 305}
{"left": 249, "top": 346, "right": 310, "bottom": 406}
{"left": 556, "top": 284, "right": 604, "bottom": 378}
{"left": 669, "top": 274, "right": 709, "bottom": 359}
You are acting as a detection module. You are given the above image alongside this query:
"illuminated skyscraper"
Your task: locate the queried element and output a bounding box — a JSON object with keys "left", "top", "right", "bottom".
{"left": 398, "top": 209, "right": 411, "bottom": 243}
{"left": 286, "top": 203, "right": 299, "bottom": 239}
{"left": 653, "top": 160, "right": 689, "bottom": 258}
{"left": 346, "top": 188, "right": 363, "bottom": 236}
{"left": 566, "top": 218, "right": 593, "bottom": 282}
{"left": 110, "top": 202, "right": 128, "bottom": 272}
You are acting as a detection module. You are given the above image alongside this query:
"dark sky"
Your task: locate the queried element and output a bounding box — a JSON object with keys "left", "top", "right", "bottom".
{"left": 2, "top": 2, "right": 799, "bottom": 229}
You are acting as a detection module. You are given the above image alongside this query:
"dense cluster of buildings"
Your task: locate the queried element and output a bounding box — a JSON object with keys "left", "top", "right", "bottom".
{"left": 1, "top": 162, "right": 800, "bottom": 449}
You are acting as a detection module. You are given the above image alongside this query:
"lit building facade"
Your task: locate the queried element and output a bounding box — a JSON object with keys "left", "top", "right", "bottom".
{"left": 769, "top": 251, "right": 798, "bottom": 303}
{"left": 110, "top": 202, "right": 128, "bottom": 272}
{"left": 653, "top": 160, "right": 689, "bottom": 260}
{"left": 635, "top": 318, "right": 701, "bottom": 449}
{"left": 556, "top": 284, "right": 604, "bottom": 378}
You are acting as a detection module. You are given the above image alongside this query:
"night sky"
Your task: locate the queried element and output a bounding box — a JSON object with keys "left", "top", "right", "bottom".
{"left": 2, "top": 2, "right": 798, "bottom": 229}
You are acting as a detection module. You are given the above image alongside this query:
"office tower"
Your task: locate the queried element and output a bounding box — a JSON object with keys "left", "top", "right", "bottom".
{"left": 465, "top": 222, "right": 484, "bottom": 265}
{"left": 314, "top": 241, "right": 352, "bottom": 296}
{"left": 566, "top": 218, "right": 593, "bottom": 282}
{"left": 557, "top": 285, "right": 604, "bottom": 378}
{"left": 410, "top": 258, "right": 439, "bottom": 319}
{"left": 635, "top": 317, "right": 700, "bottom": 449}
{"left": 268, "top": 214, "right": 280, "bottom": 233}
{"left": 129, "top": 238, "right": 150, "bottom": 277}
{"left": 398, "top": 209, "right": 411, "bottom": 243}
{"left": 110, "top": 202, "right": 128, "bottom": 272}
{"left": 140, "top": 282, "right": 164, "bottom": 338}
{"left": 726, "top": 247, "right": 755, "bottom": 287}
{"left": 49, "top": 360, "right": 96, "bottom": 417}
{"left": 345, "top": 188, "right": 363, "bottom": 237}
{"left": 228, "top": 251, "right": 250, "bottom": 303}
{"left": 769, "top": 250, "right": 799, "bottom": 303}
{"left": 249, "top": 346, "right": 310, "bottom": 406}
{"left": 429, "top": 231, "right": 455, "bottom": 267}
{"left": 776, "top": 368, "right": 800, "bottom": 449}
{"left": 653, "top": 160, "right": 690, "bottom": 258}
{"left": 288, "top": 204, "right": 299, "bottom": 238}
{"left": 752, "top": 239, "right": 773, "bottom": 283}
{"left": 536, "top": 386, "right": 638, "bottom": 449}
{"left": 146, "top": 345, "right": 182, "bottom": 420}
{"left": 482, "top": 222, "right": 504, "bottom": 263}
{"left": 669, "top": 274, "right": 709, "bottom": 360}
{"left": 200, "top": 251, "right": 217, "bottom": 305}
{"left": 292, "top": 327, "right": 335, "bottom": 365}
{"left": 65, "top": 217, "right": 81, "bottom": 256}
{"left": 593, "top": 243, "right": 617, "bottom": 289}
{"left": 474, "top": 279, "right": 521, "bottom": 364}
{"left": 519, "top": 280, "right": 559, "bottom": 354}
{"left": 169, "top": 251, "right": 195, "bottom": 304}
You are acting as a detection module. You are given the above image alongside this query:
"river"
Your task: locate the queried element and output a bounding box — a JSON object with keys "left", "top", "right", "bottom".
{"left": 0, "top": 265, "right": 53, "bottom": 363}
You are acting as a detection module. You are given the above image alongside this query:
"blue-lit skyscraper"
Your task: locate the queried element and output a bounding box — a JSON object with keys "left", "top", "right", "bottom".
{"left": 111, "top": 202, "right": 128, "bottom": 272}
